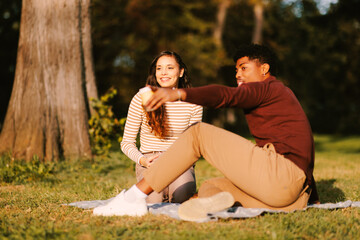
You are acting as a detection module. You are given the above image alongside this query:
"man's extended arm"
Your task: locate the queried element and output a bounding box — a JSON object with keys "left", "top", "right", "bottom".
{"left": 145, "top": 84, "right": 262, "bottom": 111}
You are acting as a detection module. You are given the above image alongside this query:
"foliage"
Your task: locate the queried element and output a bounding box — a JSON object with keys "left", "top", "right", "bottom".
{"left": 0, "top": 0, "right": 21, "bottom": 126}
{"left": 263, "top": 0, "right": 360, "bottom": 134}
{"left": 0, "top": 154, "right": 55, "bottom": 184}
{"left": 88, "top": 88, "right": 126, "bottom": 157}
{"left": 0, "top": 135, "right": 359, "bottom": 239}
{"left": 1, "top": 0, "right": 360, "bottom": 135}
{"left": 91, "top": 0, "right": 225, "bottom": 118}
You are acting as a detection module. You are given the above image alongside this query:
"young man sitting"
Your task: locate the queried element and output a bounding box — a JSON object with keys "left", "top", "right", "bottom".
{"left": 93, "top": 44, "right": 319, "bottom": 221}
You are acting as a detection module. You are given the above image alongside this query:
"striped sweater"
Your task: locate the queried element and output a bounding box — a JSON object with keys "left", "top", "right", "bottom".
{"left": 121, "top": 91, "right": 203, "bottom": 164}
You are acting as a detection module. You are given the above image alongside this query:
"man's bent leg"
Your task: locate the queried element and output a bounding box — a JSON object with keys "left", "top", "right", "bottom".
{"left": 142, "top": 123, "right": 203, "bottom": 192}
{"left": 135, "top": 163, "right": 164, "bottom": 203}
{"left": 199, "top": 177, "right": 309, "bottom": 211}
{"left": 142, "top": 122, "right": 254, "bottom": 192}
{"left": 143, "top": 122, "right": 305, "bottom": 207}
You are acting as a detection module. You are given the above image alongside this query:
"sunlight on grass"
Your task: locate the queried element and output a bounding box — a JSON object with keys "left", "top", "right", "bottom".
{"left": 313, "top": 135, "right": 360, "bottom": 203}
{"left": 1, "top": 134, "right": 359, "bottom": 239}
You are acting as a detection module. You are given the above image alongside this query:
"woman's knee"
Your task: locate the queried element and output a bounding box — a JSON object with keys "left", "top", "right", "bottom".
{"left": 170, "top": 181, "right": 196, "bottom": 203}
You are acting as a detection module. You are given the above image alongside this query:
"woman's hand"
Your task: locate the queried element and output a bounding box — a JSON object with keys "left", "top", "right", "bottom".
{"left": 145, "top": 88, "right": 185, "bottom": 111}
{"left": 139, "top": 154, "right": 160, "bottom": 168}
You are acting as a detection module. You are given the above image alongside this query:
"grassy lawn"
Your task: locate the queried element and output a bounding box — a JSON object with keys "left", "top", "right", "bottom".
{"left": 1, "top": 135, "right": 360, "bottom": 239}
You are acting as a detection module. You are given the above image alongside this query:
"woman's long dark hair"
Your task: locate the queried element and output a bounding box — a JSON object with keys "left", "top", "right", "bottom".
{"left": 145, "top": 51, "right": 191, "bottom": 139}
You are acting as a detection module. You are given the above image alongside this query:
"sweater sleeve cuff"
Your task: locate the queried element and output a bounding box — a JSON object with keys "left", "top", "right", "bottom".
{"left": 136, "top": 155, "right": 144, "bottom": 165}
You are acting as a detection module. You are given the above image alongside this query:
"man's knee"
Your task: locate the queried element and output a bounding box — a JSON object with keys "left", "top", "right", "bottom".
{"left": 184, "top": 121, "right": 202, "bottom": 133}
{"left": 198, "top": 178, "right": 228, "bottom": 198}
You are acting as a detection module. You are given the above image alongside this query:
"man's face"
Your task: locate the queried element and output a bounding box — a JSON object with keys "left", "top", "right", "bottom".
{"left": 235, "top": 57, "right": 264, "bottom": 86}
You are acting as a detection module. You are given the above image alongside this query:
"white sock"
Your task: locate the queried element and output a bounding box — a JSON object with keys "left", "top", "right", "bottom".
{"left": 124, "top": 185, "right": 148, "bottom": 202}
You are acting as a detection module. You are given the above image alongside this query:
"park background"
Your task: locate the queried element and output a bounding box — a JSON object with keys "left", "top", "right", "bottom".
{"left": 1, "top": 0, "right": 359, "bottom": 140}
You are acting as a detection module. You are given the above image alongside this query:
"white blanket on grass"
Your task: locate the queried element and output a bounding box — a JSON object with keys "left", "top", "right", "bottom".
{"left": 64, "top": 199, "right": 360, "bottom": 222}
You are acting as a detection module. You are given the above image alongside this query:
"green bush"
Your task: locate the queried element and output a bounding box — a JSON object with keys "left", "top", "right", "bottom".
{"left": 0, "top": 154, "right": 55, "bottom": 184}
{"left": 88, "top": 87, "right": 126, "bottom": 157}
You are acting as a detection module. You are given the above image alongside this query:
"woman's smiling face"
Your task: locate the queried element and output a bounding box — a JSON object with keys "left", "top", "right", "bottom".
{"left": 155, "top": 55, "right": 184, "bottom": 88}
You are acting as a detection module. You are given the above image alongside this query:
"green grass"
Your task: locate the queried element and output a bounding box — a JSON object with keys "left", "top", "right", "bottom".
{"left": 1, "top": 135, "right": 360, "bottom": 239}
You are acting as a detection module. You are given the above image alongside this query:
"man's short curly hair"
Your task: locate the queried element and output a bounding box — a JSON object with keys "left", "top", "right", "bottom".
{"left": 233, "top": 44, "right": 278, "bottom": 76}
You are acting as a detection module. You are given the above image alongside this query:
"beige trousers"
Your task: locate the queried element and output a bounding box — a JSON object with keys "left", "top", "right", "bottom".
{"left": 143, "top": 122, "right": 307, "bottom": 209}
{"left": 136, "top": 152, "right": 196, "bottom": 204}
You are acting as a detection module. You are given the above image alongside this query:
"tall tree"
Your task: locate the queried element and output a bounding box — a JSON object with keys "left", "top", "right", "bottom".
{"left": 212, "top": 0, "right": 237, "bottom": 127}
{"left": 213, "top": 0, "right": 231, "bottom": 46}
{"left": 252, "top": 0, "right": 264, "bottom": 43}
{"left": 81, "top": 0, "right": 99, "bottom": 115}
{"left": 0, "top": 0, "right": 97, "bottom": 161}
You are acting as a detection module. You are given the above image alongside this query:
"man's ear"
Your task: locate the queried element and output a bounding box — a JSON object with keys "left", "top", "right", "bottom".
{"left": 261, "top": 63, "right": 270, "bottom": 75}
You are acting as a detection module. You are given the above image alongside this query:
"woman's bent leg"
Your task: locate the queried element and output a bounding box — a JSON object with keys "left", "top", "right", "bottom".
{"left": 168, "top": 166, "right": 196, "bottom": 203}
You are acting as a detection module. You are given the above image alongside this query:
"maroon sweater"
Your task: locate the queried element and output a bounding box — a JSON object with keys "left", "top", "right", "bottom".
{"left": 184, "top": 76, "right": 319, "bottom": 202}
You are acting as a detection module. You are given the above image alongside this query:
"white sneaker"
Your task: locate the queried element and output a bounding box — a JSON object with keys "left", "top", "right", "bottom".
{"left": 178, "top": 192, "right": 235, "bottom": 222}
{"left": 93, "top": 190, "right": 148, "bottom": 217}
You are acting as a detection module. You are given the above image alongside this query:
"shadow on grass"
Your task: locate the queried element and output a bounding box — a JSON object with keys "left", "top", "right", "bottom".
{"left": 317, "top": 179, "right": 345, "bottom": 203}
{"left": 96, "top": 163, "right": 134, "bottom": 174}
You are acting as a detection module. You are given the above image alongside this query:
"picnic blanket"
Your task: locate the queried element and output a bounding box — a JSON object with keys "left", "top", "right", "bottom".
{"left": 64, "top": 198, "right": 360, "bottom": 222}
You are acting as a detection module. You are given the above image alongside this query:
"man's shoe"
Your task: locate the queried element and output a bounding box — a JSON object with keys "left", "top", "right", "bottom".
{"left": 93, "top": 190, "right": 148, "bottom": 217}
{"left": 178, "top": 191, "right": 235, "bottom": 221}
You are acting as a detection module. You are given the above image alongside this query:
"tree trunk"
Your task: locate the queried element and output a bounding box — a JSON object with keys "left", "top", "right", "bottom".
{"left": 213, "top": 0, "right": 231, "bottom": 47}
{"left": 80, "top": 0, "right": 98, "bottom": 115}
{"left": 252, "top": 3, "right": 263, "bottom": 44}
{"left": 0, "top": 0, "right": 95, "bottom": 161}
{"left": 213, "top": 0, "right": 236, "bottom": 127}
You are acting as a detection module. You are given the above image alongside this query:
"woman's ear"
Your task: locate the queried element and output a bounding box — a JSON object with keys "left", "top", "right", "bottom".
{"left": 180, "top": 68, "right": 184, "bottom": 78}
